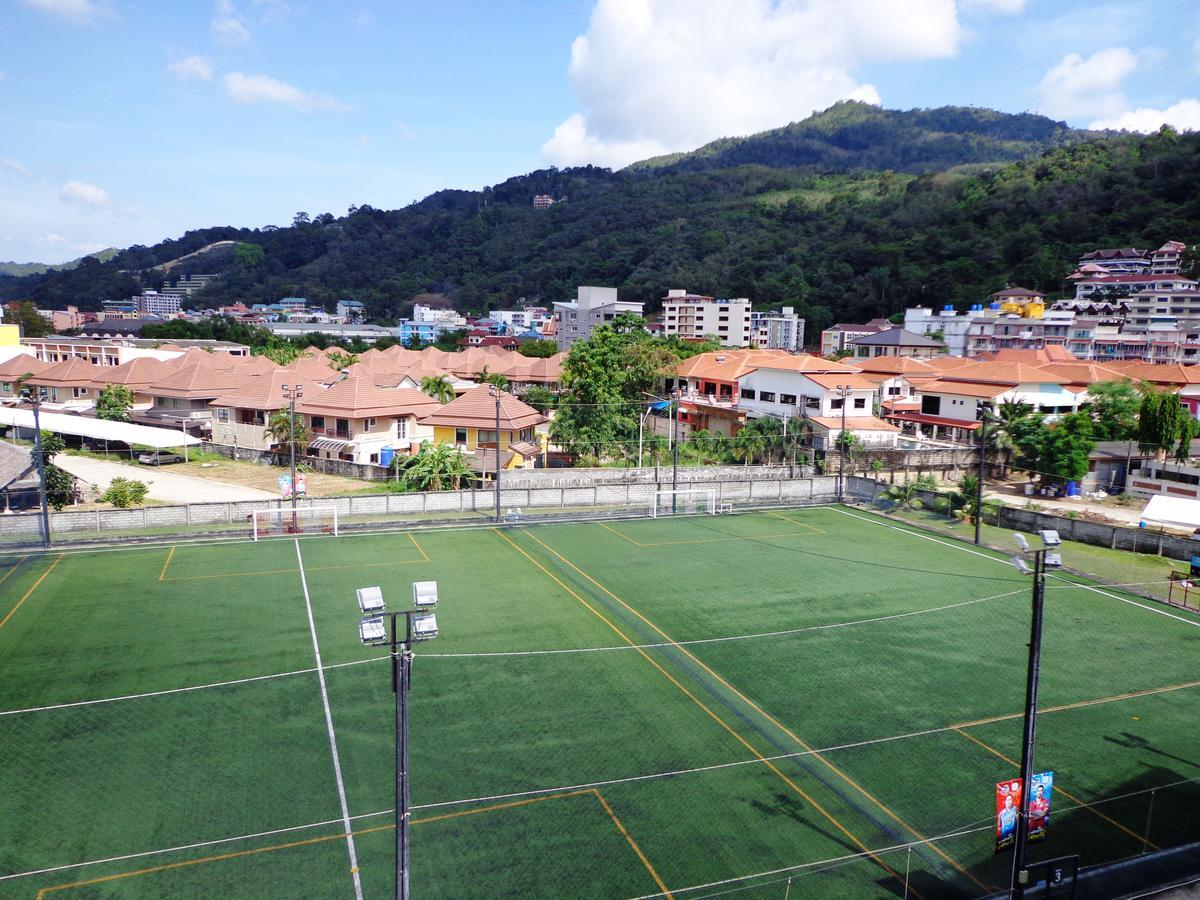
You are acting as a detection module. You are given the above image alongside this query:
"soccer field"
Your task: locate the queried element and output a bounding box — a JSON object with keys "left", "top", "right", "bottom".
{"left": 1, "top": 507, "right": 1198, "bottom": 899}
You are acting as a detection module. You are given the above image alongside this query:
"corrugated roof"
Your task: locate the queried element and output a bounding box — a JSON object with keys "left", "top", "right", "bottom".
{"left": 418, "top": 385, "right": 547, "bottom": 430}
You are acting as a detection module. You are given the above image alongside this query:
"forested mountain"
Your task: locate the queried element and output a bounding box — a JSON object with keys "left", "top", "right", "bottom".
{"left": 627, "top": 101, "right": 1094, "bottom": 174}
{"left": 2, "top": 103, "right": 1198, "bottom": 337}
{"left": 0, "top": 247, "right": 118, "bottom": 277}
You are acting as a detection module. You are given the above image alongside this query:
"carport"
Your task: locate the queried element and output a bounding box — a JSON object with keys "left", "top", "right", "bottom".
{"left": 0, "top": 408, "right": 203, "bottom": 459}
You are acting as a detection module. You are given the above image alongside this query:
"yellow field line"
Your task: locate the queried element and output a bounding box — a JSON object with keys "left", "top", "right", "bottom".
{"left": 765, "top": 510, "right": 826, "bottom": 533}
{"left": 406, "top": 531, "right": 430, "bottom": 562}
{"left": 597, "top": 520, "right": 643, "bottom": 545}
{"left": 0, "top": 555, "right": 62, "bottom": 633}
{"left": 158, "top": 547, "right": 175, "bottom": 583}
{"left": 164, "top": 568, "right": 300, "bottom": 582}
{"left": 491, "top": 528, "right": 913, "bottom": 896}
{"left": 163, "top": 555, "right": 429, "bottom": 583}
{"left": 520, "top": 528, "right": 988, "bottom": 895}
{"left": 591, "top": 789, "right": 674, "bottom": 898}
{"left": 37, "top": 787, "right": 669, "bottom": 897}
{"left": 952, "top": 679, "right": 1200, "bottom": 730}
{"left": 0, "top": 555, "right": 28, "bottom": 589}
{"left": 951, "top": 727, "right": 1160, "bottom": 851}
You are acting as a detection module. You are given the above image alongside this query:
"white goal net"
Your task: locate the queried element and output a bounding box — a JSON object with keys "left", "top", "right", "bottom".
{"left": 650, "top": 489, "right": 718, "bottom": 518}
{"left": 251, "top": 506, "right": 340, "bottom": 540}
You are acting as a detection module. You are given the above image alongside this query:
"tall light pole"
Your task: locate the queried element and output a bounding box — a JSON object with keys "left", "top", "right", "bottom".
{"left": 358, "top": 582, "right": 440, "bottom": 900}
{"left": 1009, "top": 530, "right": 1060, "bottom": 898}
{"left": 21, "top": 384, "right": 51, "bottom": 548}
{"left": 637, "top": 403, "right": 656, "bottom": 468}
{"left": 836, "top": 385, "right": 850, "bottom": 502}
{"left": 488, "top": 384, "right": 502, "bottom": 522}
{"left": 282, "top": 384, "right": 303, "bottom": 532}
{"left": 671, "top": 387, "right": 681, "bottom": 514}
{"left": 975, "top": 403, "right": 991, "bottom": 545}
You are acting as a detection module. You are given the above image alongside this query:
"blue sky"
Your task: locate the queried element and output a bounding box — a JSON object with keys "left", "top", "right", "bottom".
{"left": 1, "top": 0, "right": 1198, "bottom": 264}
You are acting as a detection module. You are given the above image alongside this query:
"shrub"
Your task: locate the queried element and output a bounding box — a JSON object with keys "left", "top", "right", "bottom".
{"left": 101, "top": 477, "right": 149, "bottom": 508}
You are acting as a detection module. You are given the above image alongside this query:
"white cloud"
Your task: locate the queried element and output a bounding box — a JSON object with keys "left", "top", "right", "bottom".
{"left": 1090, "top": 98, "right": 1200, "bottom": 132}
{"left": 42, "top": 233, "right": 67, "bottom": 244}
{"left": 60, "top": 180, "right": 111, "bottom": 207}
{"left": 393, "top": 121, "right": 414, "bottom": 141}
{"left": 962, "top": 0, "right": 1026, "bottom": 11}
{"left": 167, "top": 55, "right": 214, "bottom": 82}
{"left": 541, "top": 0, "right": 965, "bottom": 169}
{"left": 18, "top": 0, "right": 101, "bottom": 24}
{"left": 223, "top": 72, "right": 344, "bottom": 112}
{"left": 1, "top": 158, "right": 32, "bottom": 179}
{"left": 1034, "top": 47, "right": 1138, "bottom": 119}
{"left": 211, "top": 0, "right": 251, "bottom": 46}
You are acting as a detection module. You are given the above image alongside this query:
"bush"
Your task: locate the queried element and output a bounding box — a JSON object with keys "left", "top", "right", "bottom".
{"left": 101, "top": 477, "right": 149, "bottom": 508}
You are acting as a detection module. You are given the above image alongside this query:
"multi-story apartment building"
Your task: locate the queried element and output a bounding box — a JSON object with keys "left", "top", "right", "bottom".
{"left": 819, "top": 320, "right": 893, "bottom": 357}
{"left": 552, "top": 286, "right": 644, "bottom": 351}
{"left": 1123, "top": 277, "right": 1200, "bottom": 329}
{"left": 135, "top": 291, "right": 182, "bottom": 317}
{"left": 1076, "top": 247, "right": 1151, "bottom": 275}
{"left": 532, "top": 195, "right": 556, "bottom": 209}
{"left": 412, "top": 304, "right": 468, "bottom": 327}
{"left": 336, "top": 300, "right": 365, "bottom": 322}
{"left": 904, "top": 306, "right": 974, "bottom": 356}
{"left": 1150, "top": 241, "right": 1187, "bottom": 275}
{"left": 750, "top": 307, "right": 805, "bottom": 351}
{"left": 660, "top": 291, "right": 751, "bottom": 348}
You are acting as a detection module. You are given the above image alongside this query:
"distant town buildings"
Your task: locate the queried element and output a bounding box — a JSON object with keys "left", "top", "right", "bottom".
{"left": 532, "top": 195, "right": 556, "bottom": 209}
{"left": 819, "top": 320, "right": 894, "bottom": 357}
{"left": 660, "top": 290, "right": 751, "bottom": 348}
{"left": 750, "top": 307, "right": 805, "bottom": 351}
{"left": 552, "top": 286, "right": 644, "bottom": 351}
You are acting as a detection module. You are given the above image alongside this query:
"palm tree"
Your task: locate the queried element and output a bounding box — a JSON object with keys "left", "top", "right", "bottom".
{"left": 267, "top": 408, "right": 311, "bottom": 456}
{"left": 419, "top": 375, "right": 455, "bottom": 405}
{"left": 479, "top": 367, "right": 511, "bottom": 391}
{"left": 394, "top": 442, "right": 475, "bottom": 491}
{"left": 987, "top": 400, "right": 1032, "bottom": 476}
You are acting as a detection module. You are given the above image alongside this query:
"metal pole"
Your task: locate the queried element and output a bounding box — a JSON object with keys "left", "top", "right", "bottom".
{"left": 1012, "top": 550, "right": 1047, "bottom": 899}
{"left": 30, "top": 393, "right": 50, "bottom": 549}
{"left": 838, "top": 386, "right": 848, "bottom": 503}
{"left": 1141, "top": 788, "right": 1157, "bottom": 854}
{"left": 492, "top": 386, "right": 501, "bottom": 523}
{"left": 976, "top": 413, "right": 987, "bottom": 545}
{"left": 397, "top": 614, "right": 412, "bottom": 900}
{"left": 672, "top": 389, "right": 680, "bottom": 514}
{"left": 289, "top": 391, "right": 298, "bottom": 532}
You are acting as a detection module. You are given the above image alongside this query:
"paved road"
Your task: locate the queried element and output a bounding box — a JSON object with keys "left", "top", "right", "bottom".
{"left": 984, "top": 489, "right": 1145, "bottom": 526}
{"left": 57, "top": 455, "right": 277, "bottom": 504}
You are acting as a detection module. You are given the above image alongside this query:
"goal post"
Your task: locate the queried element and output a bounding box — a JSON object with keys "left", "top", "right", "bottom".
{"left": 650, "top": 489, "right": 718, "bottom": 518}
{"left": 251, "top": 506, "right": 339, "bottom": 540}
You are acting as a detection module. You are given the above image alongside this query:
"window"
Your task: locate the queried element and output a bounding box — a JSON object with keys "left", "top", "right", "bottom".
{"left": 921, "top": 395, "right": 941, "bottom": 415}
{"left": 365, "top": 417, "right": 377, "bottom": 430}
{"left": 759, "top": 391, "right": 776, "bottom": 403}
{"left": 395, "top": 418, "right": 408, "bottom": 439}
{"left": 477, "top": 429, "right": 499, "bottom": 444}
{"left": 217, "top": 408, "right": 230, "bottom": 423}
{"left": 853, "top": 398, "right": 866, "bottom": 409}
{"left": 455, "top": 427, "right": 468, "bottom": 444}
{"left": 72, "top": 387, "right": 87, "bottom": 398}
{"left": 831, "top": 398, "right": 844, "bottom": 410}
{"left": 741, "top": 388, "right": 756, "bottom": 400}
{"left": 780, "top": 393, "right": 797, "bottom": 405}
{"left": 311, "top": 416, "right": 325, "bottom": 431}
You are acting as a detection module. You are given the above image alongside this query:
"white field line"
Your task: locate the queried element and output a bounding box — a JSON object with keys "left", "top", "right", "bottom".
{"left": 295, "top": 539, "right": 363, "bottom": 900}
{"left": 1, "top": 590, "right": 1022, "bottom": 716}
{"left": 834, "top": 508, "right": 1200, "bottom": 631}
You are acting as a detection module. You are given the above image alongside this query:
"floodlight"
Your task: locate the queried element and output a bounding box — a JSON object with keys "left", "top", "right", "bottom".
{"left": 412, "top": 580, "right": 439, "bottom": 609}
{"left": 1039, "top": 529, "right": 1061, "bottom": 547}
{"left": 1014, "top": 533, "right": 1030, "bottom": 553}
{"left": 359, "top": 615, "right": 388, "bottom": 645}
{"left": 1011, "top": 556, "right": 1032, "bottom": 576}
{"left": 1044, "top": 552, "right": 1063, "bottom": 569}
{"left": 357, "top": 586, "right": 385, "bottom": 613}
{"left": 411, "top": 613, "right": 439, "bottom": 641}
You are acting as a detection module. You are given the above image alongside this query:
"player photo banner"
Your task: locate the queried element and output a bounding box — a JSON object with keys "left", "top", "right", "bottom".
{"left": 995, "top": 779, "right": 1021, "bottom": 852}
{"left": 1027, "top": 772, "right": 1053, "bottom": 844}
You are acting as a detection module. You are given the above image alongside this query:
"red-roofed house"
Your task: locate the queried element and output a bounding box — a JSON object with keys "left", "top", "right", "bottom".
{"left": 295, "top": 376, "right": 439, "bottom": 464}
{"left": 418, "top": 385, "right": 547, "bottom": 469}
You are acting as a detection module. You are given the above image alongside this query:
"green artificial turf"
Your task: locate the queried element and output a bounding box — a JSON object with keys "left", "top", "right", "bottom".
{"left": 1, "top": 507, "right": 1197, "bottom": 898}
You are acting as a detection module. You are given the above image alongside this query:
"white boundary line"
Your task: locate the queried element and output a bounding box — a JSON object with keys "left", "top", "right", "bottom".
{"left": 295, "top": 539, "right": 363, "bottom": 900}
{"left": 834, "top": 508, "right": 1200, "bottom": 631}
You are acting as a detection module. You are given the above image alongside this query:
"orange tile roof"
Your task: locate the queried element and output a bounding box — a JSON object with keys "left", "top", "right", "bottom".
{"left": 210, "top": 371, "right": 326, "bottom": 411}
{"left": 285, "top": 356, "right": 340, "bottom": 383}
{"left": 418, "top": 384, "right": 547, "bottom": 431}
{"left": 295, "top": 375, "right": 440, "bottom": 417}
{"left": 801, "top": 372, "right": 877, "bottom": 391}
{"left": 920, "top": 379, "right": 1013, "bottom": 399}
{"left": 175, "top": 348, "right": 241, "bottom": 370}
{"left": 88, "top": 357, "right": 177, "bottom": 390}
{"left": 807, "top": 415, "right": 901, "bottom": 432}
{"left": 676, "top": 350, "right": 854, "bottom": 382}
{"left": 151, "top": 364, "right": 256, "bottom": 399}
{"left": 0, "top": 354, "right": 51, "bottom": 378}
{"left": 849, "top": 356, "right": 939, "bottom": 375}
{"left": 25, "top": 357, "right": 103, "bottom": 388}
{"left": 231, "top": 355, "right": 282, "bottom": 375}
{"left": 923, "top": 357, "right": 975, "bottom": 371}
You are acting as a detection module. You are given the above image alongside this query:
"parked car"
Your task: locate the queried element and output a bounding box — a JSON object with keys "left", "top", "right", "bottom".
{"left": 137, "top": 451, "right": 185, "bottom": 466}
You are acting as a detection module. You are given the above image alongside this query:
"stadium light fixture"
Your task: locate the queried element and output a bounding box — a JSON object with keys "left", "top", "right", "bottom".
{"left": 1038, "top": 529, "right": 1061, "bottom": 547}
{"left": 1013, "top": 533, "right": 1030, "bottom": 553}
{"left": 1010, "top": 556, "right": 1032, "bottom": 576}
{"left": 353, "top": 581, "right": 443, "bottom": 900}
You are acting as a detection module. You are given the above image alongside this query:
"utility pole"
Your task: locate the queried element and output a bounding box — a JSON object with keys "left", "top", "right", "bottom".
{"left": 23, "top": 386, "right": 51, "bottom": 549}
{"left": 489, "top": 384, "right": 502, "bottom": 522}
{"left": 672, "top": 387, "right": 681, "bottom": 514}
{"left": 836, "top": 385, "right": 850, "bottom": 502}
{"left": 976, "top": 407, "right": 989, "bottom": 545}
{"left": 282, "top": 384, "right": 303, "bottom": 532}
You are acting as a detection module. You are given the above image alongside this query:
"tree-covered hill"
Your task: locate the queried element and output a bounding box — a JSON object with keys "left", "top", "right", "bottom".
{"left": 627, "top": 101, "right": 1096, "bottom": 174}
{"left": 2, "top": 105, "right": 1197, "bottom": 338}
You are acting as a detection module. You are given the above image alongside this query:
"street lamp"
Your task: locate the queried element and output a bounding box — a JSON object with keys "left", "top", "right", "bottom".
{"left": 488, "top": 384, "right": 501, "bottom": 523}
{"left": 835, "top": 385, "right": 850, "bottom": 502}
{"left": 1008, "top": 529, "right": 1061, "bottom": 899}
{"left": 281, "top": 384, "right": 304, "bottom": 532}
{"left": 975, "top": 402, "right": 994, "bottom": 545}
{"left": 20, "top": 384, "right": 51, "bottom": 548}
{"left": 358, "top": 580, "right": 441, "bottom": 900}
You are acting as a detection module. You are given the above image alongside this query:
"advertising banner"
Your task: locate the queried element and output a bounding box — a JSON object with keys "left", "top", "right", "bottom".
{"left": 1027, "top": 772, "right": 1053, "bottom": 843}
{"left": 278, "top": 474, "right": 292, "bottom": 500}
{"left": 996, "top": 778, "right": 1021, "bottom": 852}
{"left": 295, "top": 472, "right": 307, "bottom": 499}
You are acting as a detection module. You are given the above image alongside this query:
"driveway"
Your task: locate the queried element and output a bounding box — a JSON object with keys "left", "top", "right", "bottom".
{"left": 58, "top": 455, "right": 278, "bottom": 504}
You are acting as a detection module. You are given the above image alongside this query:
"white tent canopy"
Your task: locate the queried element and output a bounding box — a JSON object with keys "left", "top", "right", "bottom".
{"left": 1139, "top": 494, "right": 1200, "bottom": 531}
{"left": 0, "top": 408, "right": 202, "bottom": 448}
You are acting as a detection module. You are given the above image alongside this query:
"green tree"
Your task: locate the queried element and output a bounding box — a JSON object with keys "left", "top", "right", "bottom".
{"left": 255, "top": 342, "right": 302, "bottom": 365}
{"left": 100, "top": 477, "right": 149, "bottom": 508}
{"left": 234, "top": 242, "right": 265, "bottom": 268}
{"left": 1009, "top": 415, "right": 1048, "bottom": 478}
{"left": 479, "top": 368, "right": 510, "bottom": 391}
{"left": 392, "top": 442, "right": 474, "bottom": 491}
{"left": 326, "top": 350, "right": 359, "bottom": 371}
{"left": 522, "top": 385, "right": 555, "bottom": 413}
{"left": 1137, "top": 389, "right": 1187, "bottom": 460}
{"left": 95, "top": 384, "right": 135, "bottom": 422}
{"left": 44, "top": 463, "right": 76, "bottom": 510}
{"left": 1041, "top": 412, "right": 1095, "bottom": 484}
{"left": 517, "top": 339, "right": 558, "bottom": 358}
{"left": 1174, "top": 416, "right": 1194, "bottom": 463}
{"left": 267, "top": 408, "right": 311, "bottom": 456}
{"left": 419, "top": 375, "right": 455, "bottom": 405}
{"left": 5, "top": 301, "right": 51, "bottom": 337}
{"left": 1086, "top": 380, "right": 1139, "bottom": 440}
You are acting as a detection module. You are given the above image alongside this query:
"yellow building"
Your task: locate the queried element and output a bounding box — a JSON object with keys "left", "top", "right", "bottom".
{"left": 0, "top": 324, "right": 19, "bottom": 347}
{"left": 419, "top": 385, "right": 547, "bottom": 470}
